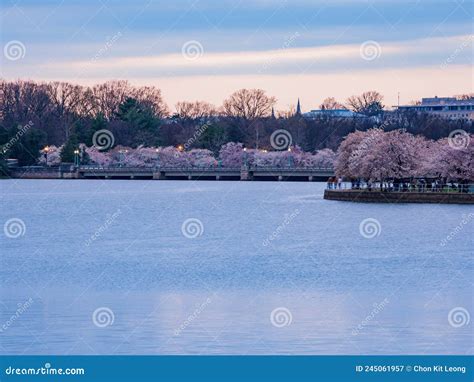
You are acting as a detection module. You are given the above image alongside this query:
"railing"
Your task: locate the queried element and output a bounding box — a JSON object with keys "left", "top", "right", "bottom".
{"left": 79, "top": 166, "right": 153, "bottom": 173}
{"left": 160, "top": 167, "right": 241, "bottom": 172}
{"left": 327, "top": 182, "right": 474, "bottom": 194}
{"left": 78, "top": 166, "right": 334, "bottom": 173}
{"left": 249, "top": 167, "right": 333, "bottom": 172}
{"left": 13, "top": 166, "right": 61, "bottom": 173}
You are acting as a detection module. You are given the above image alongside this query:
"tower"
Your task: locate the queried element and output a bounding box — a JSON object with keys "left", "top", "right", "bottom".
{"left": 296, "top": 98, "right": 301, "bottom": 116}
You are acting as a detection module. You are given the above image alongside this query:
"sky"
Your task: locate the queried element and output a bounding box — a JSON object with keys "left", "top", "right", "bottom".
{"left": 0, "top": 0, "right": 472, "bottom": 112}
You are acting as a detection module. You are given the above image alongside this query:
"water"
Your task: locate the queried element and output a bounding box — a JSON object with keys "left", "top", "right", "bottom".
{"left": 1, "top": 179, "right": 472, "bottom": 355}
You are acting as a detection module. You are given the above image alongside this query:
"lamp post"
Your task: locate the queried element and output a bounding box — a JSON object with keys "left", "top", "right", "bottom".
{"left": 119, "top": 149, "right": 128, "bottom": 167}
{"left": 243, "top": 147, "right": 248, "bottom": 167}
{"left": 73, "top": 149, "right": 80, "bottom": 167}
{"left": 155, "top": 148, "right": 161, "bottom": 169}
{"left": 287, "top": 146, "right": 293, "bottom": 168}
{"left": 43, "top": 146, "right": 50, "bottom": 166}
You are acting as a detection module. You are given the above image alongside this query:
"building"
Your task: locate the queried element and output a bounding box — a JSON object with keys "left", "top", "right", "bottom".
{"left": 296, "top": 98, "right": 302, "bottom": 116}
{"left": 303, "top": 108, "right": 367, "bottom": 119}
{"left": 395, "top": 96, "right": 474, "bottom": 120}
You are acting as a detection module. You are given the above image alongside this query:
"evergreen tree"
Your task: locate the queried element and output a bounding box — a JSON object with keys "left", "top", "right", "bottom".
{"left": 197, "top": 124, "right": 227, "bottom": 155}
{"left": 116, "top": 97, "right": 161, "bottom": 147}
{"left": 0, "top": 156, "right": 9, "bottom": 178}
{"left": 10, "top": 129, "right": 47, "bottom": 166}
{"left": 60, "top": 134, "right": 79, "bottom": 163}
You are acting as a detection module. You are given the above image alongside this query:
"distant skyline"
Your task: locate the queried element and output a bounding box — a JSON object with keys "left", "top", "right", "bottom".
{"left": 1, "top": 0, "right": 472, "bottom": 111}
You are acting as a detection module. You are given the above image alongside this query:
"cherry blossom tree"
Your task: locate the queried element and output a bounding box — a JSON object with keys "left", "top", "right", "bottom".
{"left": 429, "top": 136, "right": 474, "bottom": 181}
{"left": 36, "top": 131, "right": 472, "bottom": 183}
{"left": 38, "top": 145, "right": 62, "bottom": 166}
{"left": 335, "top": 129, "right": 472, "bottom": 183}
{"left": 309, "top": 148, "right": 336, "bottom": 168}
{"left": 335, "top": 130, "right": 371, "bottom": 178}
{"left": 187, "top": 149, "right": 217, "bottom": 168}
{"left": 219, "top": 142, "right": 244, "bottom": 168}
{"left": 336, "top": 129, "right": 423, "bottom": 181}
{"left": 85, "top": 146, "right": 112, "bottom": 166}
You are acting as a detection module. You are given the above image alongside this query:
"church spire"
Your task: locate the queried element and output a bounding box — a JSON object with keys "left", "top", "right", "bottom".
{"left": 271, "top": 106, "right": 275, "bottom": 119}
{"left": 296, "top": 98, "right": 301, "bottom": 116}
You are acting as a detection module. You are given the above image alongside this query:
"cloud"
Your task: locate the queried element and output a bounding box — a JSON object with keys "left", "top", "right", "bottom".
{"left": 8, "top": 34, "right": 470, "bottom": 79}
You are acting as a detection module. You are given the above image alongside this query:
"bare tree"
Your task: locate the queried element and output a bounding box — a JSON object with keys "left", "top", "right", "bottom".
{"left": 0, "top": 80, "right": 50, "bottom": 124}
{"left": 91, "top": 80, "right": 130, "bottom": 120}
{"left": 131, "top": 85, "right": 169, "bottom": 118}
{"left": 223, "top": 89, "right": 276, "bottom": 119}
{"left": 347, "top": 91, "right": 384, "bottom": 116}
{"left": 320, "top": 97, "right": 345, "bottom": 110}
{"left": 175, "top": 101, "right": 217, "bottom": 119}
{"left": 455, "top": 93, "right": 474, "bottom": 100}
{"left": 276, "top": 105, "right": 296, "bottom": 119}
{"left": 46, "top": 81, "right": 86, "bottom": 139}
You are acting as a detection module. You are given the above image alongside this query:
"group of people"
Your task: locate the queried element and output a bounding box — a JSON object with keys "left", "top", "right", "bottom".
{"left": 326, "top": 177, "right": 343, "bottom": 189}
{"left": 326, "top": 177, "right": 472, "bottom": 193}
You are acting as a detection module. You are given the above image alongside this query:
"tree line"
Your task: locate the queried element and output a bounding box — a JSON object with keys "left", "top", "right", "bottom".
{"left": 1, "top": 79, "right": 473, "bottom": 167}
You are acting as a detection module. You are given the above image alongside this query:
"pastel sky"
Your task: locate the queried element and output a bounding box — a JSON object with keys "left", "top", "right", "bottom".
{"left": 0, "top": 0, "right": 472, "bottom": 111}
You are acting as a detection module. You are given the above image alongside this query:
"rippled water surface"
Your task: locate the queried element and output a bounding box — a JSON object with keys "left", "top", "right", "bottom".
{"left": 1, "top": 179, "right": 472, "bottom": 354}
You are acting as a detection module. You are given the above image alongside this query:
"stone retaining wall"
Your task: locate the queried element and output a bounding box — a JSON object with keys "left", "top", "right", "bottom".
{"left": 324, "top": 190, "right": 474, "bottom": 204}
{"left": 10, "top": 170, "right": 62, "bottom": 179}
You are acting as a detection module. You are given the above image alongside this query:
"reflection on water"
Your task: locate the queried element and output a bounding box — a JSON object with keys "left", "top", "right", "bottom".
{"left": 1, "top": 180, "right": 472, "bottom": 354}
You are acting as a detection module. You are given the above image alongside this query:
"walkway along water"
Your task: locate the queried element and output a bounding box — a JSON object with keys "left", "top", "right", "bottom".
{"left": 324, "top": 184, "right": 474, "bottom": 204}
{"left": 9, "top": 165, "right": 335, "bottom": 182}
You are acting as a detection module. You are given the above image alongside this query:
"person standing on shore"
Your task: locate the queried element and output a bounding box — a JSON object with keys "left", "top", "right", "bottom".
{"left": 327, "top": 177, "right": 334, "bottom": 189}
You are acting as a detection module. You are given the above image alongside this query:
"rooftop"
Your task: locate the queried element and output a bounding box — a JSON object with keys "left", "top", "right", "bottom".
{"left": 303, "top": 109, "right": 367, "bottom": 118}
{"left": 396, "top": 96, "right": 474, "bottom": 108}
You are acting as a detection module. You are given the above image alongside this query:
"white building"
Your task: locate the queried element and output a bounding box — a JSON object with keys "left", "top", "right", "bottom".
{"left": 395, "top": 96, "right": 474, "bottom": 120}
{"left": 303, "top": 108, "right": 367, "bottom": 119}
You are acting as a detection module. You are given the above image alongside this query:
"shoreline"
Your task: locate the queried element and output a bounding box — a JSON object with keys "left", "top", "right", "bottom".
{"left": 324, "top": 189, "right": 474, "bottom": 204}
